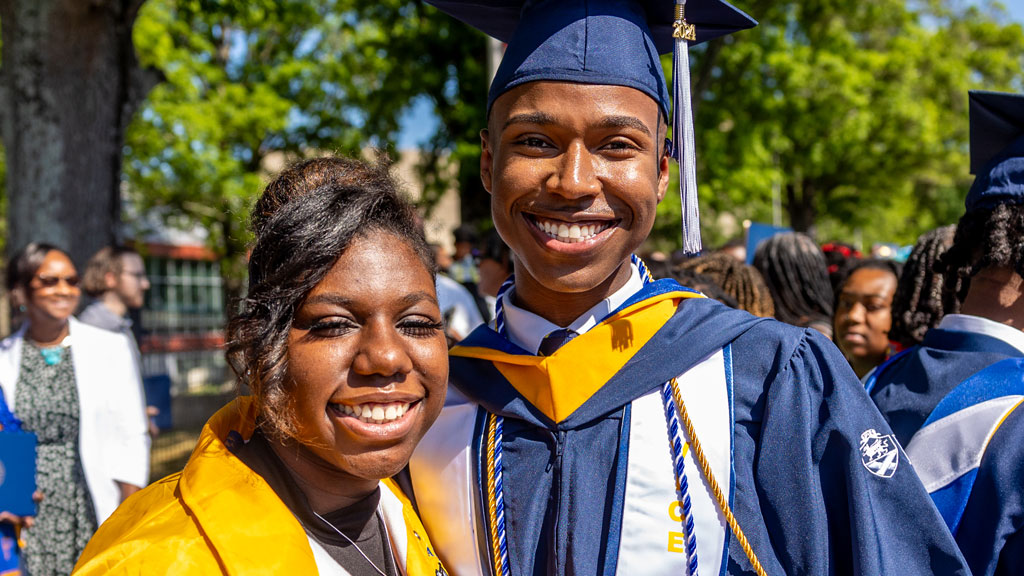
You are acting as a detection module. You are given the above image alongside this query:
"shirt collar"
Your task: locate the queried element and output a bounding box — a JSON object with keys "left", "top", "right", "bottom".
{"left": 502, "top": 262, "right": 645, "bottom": 355}
{"left": 937, "top": 313, "right": 1024, "bottom": 354}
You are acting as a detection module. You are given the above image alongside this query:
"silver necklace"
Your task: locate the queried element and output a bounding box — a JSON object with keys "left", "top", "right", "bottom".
{"left": 312, "top": 508, "right": 391, "bottom": 576}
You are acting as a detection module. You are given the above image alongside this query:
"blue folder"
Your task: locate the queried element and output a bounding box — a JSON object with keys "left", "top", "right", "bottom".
{"left": 143, "top": 374, "right": 173, "bottom": 431}
{"left": 0, "top": 431, "right": 37, "bottom": 517}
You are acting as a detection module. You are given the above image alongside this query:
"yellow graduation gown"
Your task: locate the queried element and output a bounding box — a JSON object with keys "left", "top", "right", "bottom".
{"left": 73, "top": 397, "right": 447, "bottom": 576}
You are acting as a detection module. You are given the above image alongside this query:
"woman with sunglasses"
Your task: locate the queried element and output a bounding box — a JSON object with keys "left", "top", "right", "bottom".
{"left": 0, "top": 243, "right": 149, "bottom": 576}
{"left": 74, "top": 156, "right": 449, "bottom": 575}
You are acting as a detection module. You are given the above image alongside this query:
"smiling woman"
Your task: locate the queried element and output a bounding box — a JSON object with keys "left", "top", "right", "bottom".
{"left": 0, "top": 243, "right": 150, "bottom": 576}
{"left": 73, "top": 156, "right": 450, "bottom": 576}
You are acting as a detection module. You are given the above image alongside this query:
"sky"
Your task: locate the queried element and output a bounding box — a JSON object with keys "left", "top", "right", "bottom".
{"left": 1010, "top": 1, "right": 1024, "bottom": 22}
{"left": 397, "top": 1, "right": 1024, "bottom": 150}
{"left": 397, "top": 96, "right": 440, "bottom": 150}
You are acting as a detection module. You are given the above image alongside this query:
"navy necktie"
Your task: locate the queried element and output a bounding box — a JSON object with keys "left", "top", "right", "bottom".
{"left": 538, "top": 328, "right": 579, "bottom": 356}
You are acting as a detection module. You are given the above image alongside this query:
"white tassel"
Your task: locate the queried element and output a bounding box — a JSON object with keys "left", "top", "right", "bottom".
{"left": 673, "top": 0, "right": 701, "bottom": 254}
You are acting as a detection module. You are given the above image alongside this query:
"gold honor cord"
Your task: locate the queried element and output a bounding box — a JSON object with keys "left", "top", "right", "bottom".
{"left": 485, "top": 384, "right": 768, "bottom": 576}
{"left": 482, "top": 255, "right": 763, "bottom": 574}
{"left": 669, "top": 379, "right": 768, "bottom": 576}
{"left": 485, "top": 414, "right": 504, "bottom": 576}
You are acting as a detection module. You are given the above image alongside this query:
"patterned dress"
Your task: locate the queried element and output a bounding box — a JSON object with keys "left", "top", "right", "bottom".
{"left": 15, "top": 342, "right": 97, "bottom": 576}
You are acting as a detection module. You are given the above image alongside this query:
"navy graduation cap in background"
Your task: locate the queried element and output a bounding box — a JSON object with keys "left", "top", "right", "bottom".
{"left": 426, "top": 0, "right": 756, "bottom": 254}
{"left": 966, "top": 90, "right": 1024, "bottom": 212}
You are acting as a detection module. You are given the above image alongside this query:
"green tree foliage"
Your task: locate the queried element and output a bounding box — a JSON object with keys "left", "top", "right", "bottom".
{"left": 654, "top": 0, "right": 1024, "bottom": 250}
{"left": 125, "top": 0, "right": 487, "bottom": 297}
{"left": 330, "top": 2, "right": 489, "bottom": 223}
{"left": 128, "top": 0, "right": 1024, "bottom": 266}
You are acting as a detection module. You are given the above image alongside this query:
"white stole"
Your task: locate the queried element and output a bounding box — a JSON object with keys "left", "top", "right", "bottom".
{"left": 410, "top": 387, "right": 488, "bottom": 575}
{"left": 616, "top": 348, "right": 733, "bottom": 576}
{"left": 410, "top": 348, "right": 734, "bottom": 576}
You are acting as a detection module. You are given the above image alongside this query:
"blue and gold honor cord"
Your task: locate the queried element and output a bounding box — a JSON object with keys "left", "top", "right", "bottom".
{"left": 486, "top": 254, "right": 765, "bottom": 576}
{"left": 666, "top": 378, "right": 767, "bottom": 576}
{"left": 484, "top": 413, "right": 511, "bottom": 576}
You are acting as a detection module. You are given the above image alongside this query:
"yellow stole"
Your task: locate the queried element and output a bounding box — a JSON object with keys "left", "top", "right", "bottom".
{"left": 451, "top": 290, "right": 705, "bottom": 423}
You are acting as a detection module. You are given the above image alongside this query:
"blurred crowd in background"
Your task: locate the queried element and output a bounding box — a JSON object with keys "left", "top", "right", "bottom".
{"left": 432, "top": 223, "right": 954, "bottom": 384}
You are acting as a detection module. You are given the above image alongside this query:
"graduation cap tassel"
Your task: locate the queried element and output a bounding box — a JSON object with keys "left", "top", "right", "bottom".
{"left": 673, "top": 0, "right": 701, "bottom": 255}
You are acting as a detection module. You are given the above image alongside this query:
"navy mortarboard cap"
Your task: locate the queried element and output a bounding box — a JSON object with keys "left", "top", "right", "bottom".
{"left": 966, "top": 90, "right": 1024, "bottom": 213}
{"left": 426, "top": 0, "right": 756, "bottom": 254}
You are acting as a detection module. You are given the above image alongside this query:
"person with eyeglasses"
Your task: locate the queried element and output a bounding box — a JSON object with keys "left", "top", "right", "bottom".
{"left": 78, "top": 246, "right": 150, "bottom": 346}
{"left": 78, "top": 246, "right": 160, "bottom": 437}
{"left": 0, "top": 243, "right": 149, "bottom": 576}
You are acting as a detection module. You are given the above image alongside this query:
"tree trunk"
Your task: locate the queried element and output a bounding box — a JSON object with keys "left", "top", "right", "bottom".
{"left": 218, "top": 216, "right": 247, "bottom": 321}
{"left": 785, "top": 180, "right": 818, "bottom": 238}
{"left": 0, "top": 0, "right": 159, "bottom": 268}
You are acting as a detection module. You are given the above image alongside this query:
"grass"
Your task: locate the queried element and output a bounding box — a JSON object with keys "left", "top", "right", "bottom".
{"left": 149, "top": 428, "right": 202, "bottom": 482}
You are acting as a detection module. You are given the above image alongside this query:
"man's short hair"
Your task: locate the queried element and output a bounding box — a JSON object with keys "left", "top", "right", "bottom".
{"left": 82, "top": 246, "right": 141, "bottom": 297}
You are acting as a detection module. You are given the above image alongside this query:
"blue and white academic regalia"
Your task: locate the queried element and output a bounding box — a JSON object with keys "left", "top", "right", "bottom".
{"left": 903, "top": 358, "right": 1024, "bottom": 576}
{"left": 871, "top": 89, "right": 1024, "bottom": 576}
{"left": 409, "top": 273, "right": 968, "bottom": 576}
{"left": 868, "top": 314, "right": 1024, "bottom": 446}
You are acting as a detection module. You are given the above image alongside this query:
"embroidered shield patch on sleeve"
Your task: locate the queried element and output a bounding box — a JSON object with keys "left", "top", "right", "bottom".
{"left": 859, "top": 429, "right": 899, "bottom": 478}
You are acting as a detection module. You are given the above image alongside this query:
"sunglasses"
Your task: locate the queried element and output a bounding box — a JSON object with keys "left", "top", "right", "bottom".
{"left": 34, "top": 274, "right": 81, "bottom": 288}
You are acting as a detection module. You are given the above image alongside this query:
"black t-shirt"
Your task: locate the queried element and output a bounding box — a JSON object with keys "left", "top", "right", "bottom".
{"left": 233, "top": 429, "right": 398, "bottom": 576}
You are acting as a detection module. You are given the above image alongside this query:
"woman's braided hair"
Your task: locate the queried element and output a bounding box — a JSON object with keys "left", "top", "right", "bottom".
{"left": 889, "top": 225, "right": 956, "bottom": 347}
{"left": 752, "top": 232, "right": 834, "bottom": 328}
{"left": 677, "top": 252, "right": 775, "bottom": 317}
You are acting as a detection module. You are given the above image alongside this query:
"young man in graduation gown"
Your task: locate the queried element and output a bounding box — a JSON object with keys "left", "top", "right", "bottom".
{"left": 407, "top": 1, "right": 968, "bottom": 574}
{"left": 868, "top": 91, "right": 1024, "bottom": 576}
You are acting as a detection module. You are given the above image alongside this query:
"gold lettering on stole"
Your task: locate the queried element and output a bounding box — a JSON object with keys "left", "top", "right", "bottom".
{"left": 668, "top": 501, "right": 683, "bottom": 522}
{"left": 668, "top": 531, "right": 687, "bottom": 553}
{"left": 667, "top": 501, "right": 684, "bottom": 552}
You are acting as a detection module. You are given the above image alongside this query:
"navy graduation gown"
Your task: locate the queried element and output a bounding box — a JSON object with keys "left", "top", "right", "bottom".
{"left": 869, "top": 326, "right": 1024, "bottom": 446}
{"left": 956, "top": 400, "right": 1024, "bottom": 576}
{"left": 422, "top": 281, "right": 967, "bottom": 575}
{"left": 902, "top": 357, "right": 1024, "bottom": 576}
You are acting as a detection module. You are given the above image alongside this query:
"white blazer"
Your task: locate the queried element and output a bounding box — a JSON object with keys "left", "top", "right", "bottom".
{"left": 0, "top": 318, "right": 150, "bottom": 524}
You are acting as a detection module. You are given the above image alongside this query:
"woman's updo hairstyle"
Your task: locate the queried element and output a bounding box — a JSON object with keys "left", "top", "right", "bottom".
{"left": 227, "top": 155, "right": 435, "bottom": 439}
{"left": 7, "top": 242, "right": 68, "bottom": 292}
